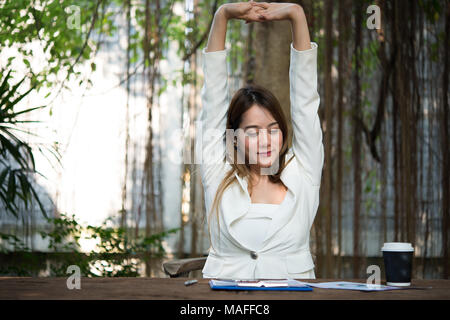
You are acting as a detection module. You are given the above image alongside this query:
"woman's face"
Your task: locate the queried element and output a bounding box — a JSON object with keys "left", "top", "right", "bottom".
{"left": 236, "top": 104, "right": 283, "bottom": 170}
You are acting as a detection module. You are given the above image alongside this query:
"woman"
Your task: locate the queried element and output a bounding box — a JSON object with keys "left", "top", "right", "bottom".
{"left": 196, "top": 1, "right": 324, "bottom": 279}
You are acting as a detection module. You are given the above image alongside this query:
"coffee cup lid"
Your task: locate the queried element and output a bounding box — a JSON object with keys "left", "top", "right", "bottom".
{"left": 381, "top": 242, "right": 414, "bottom": 252}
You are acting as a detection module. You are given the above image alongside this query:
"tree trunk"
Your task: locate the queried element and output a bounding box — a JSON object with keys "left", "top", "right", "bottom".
{"left": 120, "top": 0, "right": 131, "bottom": 230}
{"left": 323, "top": 0, "right": 334, "bottom": 279}
{"left": 352, "top": 0, "right": 363, "bottom": 279}
{"left": 143, "top": 0, "right": 163, "bottom": 275}
{"left": 253, "top": 19, "right": 291, "bottom": 122}
{"left": 441, "top": 0, "right": 450, "bottom": 279}
{"left": 390, "top": 0, "right": 400, "bottom": 243}
{"left": 336, "top": 0, "right": 348, "bottom": 279}
{"left": 189, "top": 49, "right": 198, "bottom": 257}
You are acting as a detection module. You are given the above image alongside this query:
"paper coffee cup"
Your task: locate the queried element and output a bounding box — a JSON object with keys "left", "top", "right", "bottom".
{"left": 382, "top": 242, "right": 414, "bottom": 286}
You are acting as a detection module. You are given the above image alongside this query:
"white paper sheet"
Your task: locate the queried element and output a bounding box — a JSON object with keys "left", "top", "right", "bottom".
{"left": 210, "top": 279, "right": 309, "bottom": 288}
{"left": 297, "top": 281, "right": 402, "bottom": 291}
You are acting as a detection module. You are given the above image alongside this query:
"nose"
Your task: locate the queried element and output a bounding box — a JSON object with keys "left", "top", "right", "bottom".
{"left": 258, "top": 129, "right": 270, "bottom": 149}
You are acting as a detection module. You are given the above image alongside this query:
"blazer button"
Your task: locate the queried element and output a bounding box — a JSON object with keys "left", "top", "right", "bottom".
{"left": 250, "top": 251, "right": 258, "bottom": 260}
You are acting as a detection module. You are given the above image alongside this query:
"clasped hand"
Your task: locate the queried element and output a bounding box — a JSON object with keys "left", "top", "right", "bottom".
{"left": 222, "top": 1, "right": 301, "bottom": 23}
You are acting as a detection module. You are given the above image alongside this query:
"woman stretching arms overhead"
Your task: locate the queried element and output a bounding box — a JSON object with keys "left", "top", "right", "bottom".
{"left": 196, "top": 1, "right": 324, "bottom": 279}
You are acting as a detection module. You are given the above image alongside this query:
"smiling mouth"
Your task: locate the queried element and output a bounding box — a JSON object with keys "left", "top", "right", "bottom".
{"left": 258, "top": 151, "right": 272, "bottom": 156}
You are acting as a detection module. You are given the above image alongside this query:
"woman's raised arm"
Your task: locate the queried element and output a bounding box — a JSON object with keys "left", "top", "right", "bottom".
{"left": 198, "top": 2, "right": 265, "bottom": 187}
{"left": 256, "top": 2, "right": 324, "bottom": 186}
{"left": 288, "top": 6, "right": 324, "bottom": 187}
{"left": 204, "top": 6, "right": 228, "bottom": 52}
{"left": 206, "top": 2, "right": 266, "bottom": 52}
{"left": 289, "top": 5, "right": 311, "bottom": 51}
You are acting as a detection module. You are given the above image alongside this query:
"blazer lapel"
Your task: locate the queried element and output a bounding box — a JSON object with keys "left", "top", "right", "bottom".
{"left": 220, "top": 174, "right": 252, "bottom": 250}
{"left": 221, "top": 150, "right": 302, "bottom": 251}
{"left": 261, "top": 155, "right": 300, "bottom": 246}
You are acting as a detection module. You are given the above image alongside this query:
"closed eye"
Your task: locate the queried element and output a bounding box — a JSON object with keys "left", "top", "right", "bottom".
{"left": 270, "top": 128, "right": 280, "bottom": 134}
{"left": 245, "top": 130, "right": 258, "bottom": 137}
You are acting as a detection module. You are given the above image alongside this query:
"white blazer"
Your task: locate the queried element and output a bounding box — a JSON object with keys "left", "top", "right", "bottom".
{"left": 195, "top": 41, "right": 324, "bottom": 280}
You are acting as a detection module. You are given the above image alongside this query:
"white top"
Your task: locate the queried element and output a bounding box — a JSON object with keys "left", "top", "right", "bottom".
{"left": 232, "top": 193, "right": 289, "bottom": 251}
{"left": 232, "top": 203, "right": 279, "bottom": 251}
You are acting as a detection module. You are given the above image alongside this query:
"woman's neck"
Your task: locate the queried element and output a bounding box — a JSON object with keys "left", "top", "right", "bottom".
{"left": 248, "top": 166, "right": 271, "bottom": 186}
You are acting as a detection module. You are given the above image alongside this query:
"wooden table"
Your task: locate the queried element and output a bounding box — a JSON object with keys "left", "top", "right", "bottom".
{"left": 1, "top": 277, "right": 449, "bottom": 300}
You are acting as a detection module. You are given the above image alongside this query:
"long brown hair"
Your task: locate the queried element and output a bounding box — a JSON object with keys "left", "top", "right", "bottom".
{"left": 207, "top": 84, "right": 294, "bottom": 247}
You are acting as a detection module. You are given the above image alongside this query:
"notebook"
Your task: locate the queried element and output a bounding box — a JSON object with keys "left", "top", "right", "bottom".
{"left": 209, "top": 279, "right": 313, "bottom": 291}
